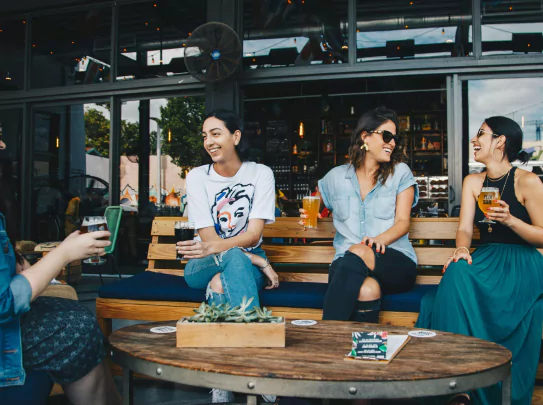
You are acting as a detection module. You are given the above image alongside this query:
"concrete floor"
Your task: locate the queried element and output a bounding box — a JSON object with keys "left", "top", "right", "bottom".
{"left": 53, "top": 274, "right": 420, "bottom": 405}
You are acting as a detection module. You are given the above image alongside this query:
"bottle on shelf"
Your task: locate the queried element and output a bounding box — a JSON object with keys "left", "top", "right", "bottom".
{"left": 293, "top": 144, "right": 298, "bottom": 154}
{"left": 325, "top": 139, "right": 333, "bottom": 153}
{"left": 422, "top": 115, "right": 432, "bottom": 131}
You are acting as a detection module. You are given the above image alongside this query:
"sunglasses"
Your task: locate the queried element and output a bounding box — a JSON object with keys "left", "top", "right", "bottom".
{"left": 370, "top": 130, "right": 399, "bottom": 145}
{"left": 476, "top": 128, "right": 500, "bottom": 139}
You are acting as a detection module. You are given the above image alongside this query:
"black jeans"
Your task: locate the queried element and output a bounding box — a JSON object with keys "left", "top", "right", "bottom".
{"left": 322, "top": 247, "right": 417, "bottom": 321}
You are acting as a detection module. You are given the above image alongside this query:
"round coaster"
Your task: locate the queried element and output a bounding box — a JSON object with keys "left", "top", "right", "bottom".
{"left": 291, "top": 320, "right": 317, "bottom": 326}
{"left": 150, "top": 326, "right": 177, "bottom": 334}
{"left": 408, "top": 330, "right": 437, "bottom": 338}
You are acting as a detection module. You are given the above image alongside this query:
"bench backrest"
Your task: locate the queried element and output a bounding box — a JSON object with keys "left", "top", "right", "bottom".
{"left": 147, "top": 217, "right": 479, "bottom": 285}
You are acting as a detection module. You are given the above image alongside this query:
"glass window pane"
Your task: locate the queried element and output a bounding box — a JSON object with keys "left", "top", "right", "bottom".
{"left": 31, "top": 103, "right": 110, "bottom": 244}
{"left": 467, "top": 77, "right": 543, "bottom": 176}
{"left": 482, "top": 2, "right": 543, "bottom": 56}
{"left": 31, "top": 8, "right": 112, "bottom": 88}
{"left": 117, "top": 96, "right": 205, "bottom": 266}
{"left": 0, "top": 18, "right": 26, "bottom": 91}
{"left": 243, "top": 0, "right": 348, "bottom": 69}
{"left": 117, "top": 1, "right": 206, "bottom": 81}
{"left": 357, "top": 0, "right": 472, "bottom": 62}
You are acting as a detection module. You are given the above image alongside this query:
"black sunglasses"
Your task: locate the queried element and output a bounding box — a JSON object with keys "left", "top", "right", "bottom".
{"left": 476, "top": 128, "right": 500, "bottom": 138}
{"left": 370, "top": 130, "right": 399, "bottom": 145}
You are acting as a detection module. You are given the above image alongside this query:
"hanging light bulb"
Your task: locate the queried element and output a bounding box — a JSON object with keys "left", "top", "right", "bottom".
{"left": 56, "top": 136, "right": 59, "bottom": 148}
{"left": 152, "top": 56, "right": 155, "bottom": 63}
{"left": 342, "top": 40, "right": 348, "bottom": 50}
{"left": 5, "top": 72, "right": 11, "bottom": 81}
{"left": 442, "top": 28, "right": 445, "bottom": 34}
{"left": 168, "top": 129, "right": 172, "bottom": 143}
{"left": 299, "top": 121, "right": 304, "bottom": 138}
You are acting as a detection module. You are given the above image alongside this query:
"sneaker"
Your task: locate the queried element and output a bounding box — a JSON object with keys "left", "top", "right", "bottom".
{"left": 211, "top": 388, "right": 235, "bottom": 403}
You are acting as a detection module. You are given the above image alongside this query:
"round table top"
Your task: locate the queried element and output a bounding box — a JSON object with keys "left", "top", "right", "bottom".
{"left": 110, "top": 320, "right": 511, "bottom": 382}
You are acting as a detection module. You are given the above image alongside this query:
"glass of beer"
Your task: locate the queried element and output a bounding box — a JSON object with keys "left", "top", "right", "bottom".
{"left": 80, "top": 216, "right": 109, "bottom": 264}
{"left": 303, "top": 196, "right": 320, "bottom": 229}
{"left": 175, "top": 221, "right": 195, "bottom": 260}
{"left": 478, "top": 187, "right": 500, "bottom": 224}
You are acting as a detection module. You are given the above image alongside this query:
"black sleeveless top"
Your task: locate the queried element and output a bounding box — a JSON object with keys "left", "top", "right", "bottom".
{"left": 474, "top": 167, "right": 531, "bottom": 245}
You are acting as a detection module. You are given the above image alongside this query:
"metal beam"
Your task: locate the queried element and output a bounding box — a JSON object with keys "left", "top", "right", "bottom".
{"left": 472, "top": 0, "right": 482, "bottom": 59}
{"left": 23, "top": 14, "right": 32, "bottom": 91}
{"left": 109, "top": 96, "right": 121, "bottom": 206}
{"left": 348, "top": 0, "right": 356, "bottom": 66}
{"left": 20, "top": 102, "right": 33, "bottom": 239}
{"left": 110, "top": 2, "right": 119, "bottom": 84}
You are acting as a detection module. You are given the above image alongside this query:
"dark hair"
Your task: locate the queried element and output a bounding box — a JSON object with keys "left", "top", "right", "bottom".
{"left": 204, "top": 109, "right": 247, "bottom": 161}
{"left": 0, "top": 158, "right": 23, "bottom": 263}
{"left": 309, "top": 178, "right": 319, "bottom": 193}
{"left": 348, "top": 106, "right": 403, "bottom": 185}
{"left": 485, "top": 116, "right": 529, "bottom": 164}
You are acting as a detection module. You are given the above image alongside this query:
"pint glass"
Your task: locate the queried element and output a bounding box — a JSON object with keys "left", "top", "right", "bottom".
{"left": 477, "top": 187, "right": 500, "bottom": 224}
{"left": 80, "top": 216, "right": 109, "bottom": 264}
{"left": 175, "top": 221, "right": 195, "bottom": 260}
{"left": 303, "top": 196, "right": 320, "bottom": 229}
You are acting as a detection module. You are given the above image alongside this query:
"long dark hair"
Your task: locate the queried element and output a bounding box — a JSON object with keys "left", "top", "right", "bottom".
{"left": 348, "top": 106, "right": 403, "bottom": 185}
{"left": 204, "top": 109, "right": 248, "bottom": 162}
{"left": 485, "top": 116, "right": 530, "bottom": 164}
{"left": 0, "top": 158, "right": 23, "bottom": 263}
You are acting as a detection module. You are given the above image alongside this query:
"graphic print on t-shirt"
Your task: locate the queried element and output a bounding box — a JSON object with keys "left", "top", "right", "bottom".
{"left": 211, "top": 183, "right": 255, "bottom": 239}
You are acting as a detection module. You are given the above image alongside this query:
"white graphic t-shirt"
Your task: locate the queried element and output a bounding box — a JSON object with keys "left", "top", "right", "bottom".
{"left": 186, "top": 162, "right": 275, "bottom": 250}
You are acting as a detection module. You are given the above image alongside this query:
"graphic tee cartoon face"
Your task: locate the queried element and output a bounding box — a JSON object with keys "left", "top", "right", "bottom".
{"left": 211, "top": 184, "right": 255, "bottom": 238}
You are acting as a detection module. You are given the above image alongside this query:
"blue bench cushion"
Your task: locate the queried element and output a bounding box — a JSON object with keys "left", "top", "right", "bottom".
{"left": 98, "top": 271, "right": 437, "bottom": 313}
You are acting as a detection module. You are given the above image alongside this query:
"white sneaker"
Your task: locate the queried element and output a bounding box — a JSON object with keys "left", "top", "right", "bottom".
{"left": 211, "top": 388, "right": 235, "bottom": 403}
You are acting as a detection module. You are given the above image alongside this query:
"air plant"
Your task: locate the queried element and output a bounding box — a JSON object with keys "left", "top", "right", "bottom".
{"left": 185, "top": 296, "right": 283, "bottom": 323}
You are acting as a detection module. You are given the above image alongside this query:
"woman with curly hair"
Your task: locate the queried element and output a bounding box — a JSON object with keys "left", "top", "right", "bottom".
{"left": 301, "top": 106, "right": 419, "bottom": 323}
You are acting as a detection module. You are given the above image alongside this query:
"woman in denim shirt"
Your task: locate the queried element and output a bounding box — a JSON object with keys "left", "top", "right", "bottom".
{"left": 0, "top": 139, "right": 120, "bottom": 404}
{"left": 303, "top": 106, "right": 418, "bottom": 323}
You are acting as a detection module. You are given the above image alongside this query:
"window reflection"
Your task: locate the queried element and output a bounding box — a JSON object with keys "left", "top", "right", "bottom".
{"left": 117, "top": 1, "right": 206, "bottom": 80}
{"left": 0, "top": 18, "right": 26, "bottom": 91}
{"left": 31, "top": 8, "right": 112, "bottom": 88}
{"left": 468, "top": 77, "right": 543, "bottom": 178}
{"left": 243, "top": 0, "right": 348, "bottom": 69}
{"left": 357, "top": 1, "right": 472, "bottom": 61}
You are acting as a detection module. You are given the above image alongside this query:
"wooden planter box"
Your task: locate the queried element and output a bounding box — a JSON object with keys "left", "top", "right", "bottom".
{"left": 176, "top": 318, "right": 286, "bottom": 348}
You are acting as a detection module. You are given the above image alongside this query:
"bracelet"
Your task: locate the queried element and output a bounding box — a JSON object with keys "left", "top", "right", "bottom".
{"left": 453, "top": 247, "right": 470, "bottom": 256}
{"left": 260, "top": 259, "right": 271, "bottom": 271}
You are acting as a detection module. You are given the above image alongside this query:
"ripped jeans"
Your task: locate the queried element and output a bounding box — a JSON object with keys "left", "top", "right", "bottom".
{"left": 184, "top": 247, "right": 267, "bottom": 308}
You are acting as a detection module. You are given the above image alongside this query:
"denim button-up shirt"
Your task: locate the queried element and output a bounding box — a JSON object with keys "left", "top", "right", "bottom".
{"left": 319, "top": 162, "right": 419, "bottom": 264}
{"left": 0, "top": 212, "right": 33, "bottom": 387}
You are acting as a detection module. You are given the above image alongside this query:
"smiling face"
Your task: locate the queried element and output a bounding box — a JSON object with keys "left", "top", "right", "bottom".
{"left": 0, "top": 138, "right": 5, "bottom": 150}
{"left": 201, "top": 116, "right": 241, "bottom": 164}
{"left": 361, "top": 120, "right": 397, "bottom": 163}
{"left": 471, "top": 122, "right": 504, "bottom": 163}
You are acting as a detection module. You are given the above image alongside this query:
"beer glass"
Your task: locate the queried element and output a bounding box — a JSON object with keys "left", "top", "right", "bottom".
{"left": 477, "top": 187, "right": 500, "bottom": 224}
{"left": 80, "top": 216, "right": 109, "bottom": 264}
{"left": 175, "top": 221, "right": 195, "bottom": 260}
{"left": 303, "top": 196, "right": 320, "bottom": 229}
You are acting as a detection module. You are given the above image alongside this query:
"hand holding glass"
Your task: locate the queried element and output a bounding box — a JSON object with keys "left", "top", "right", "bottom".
{"left": 478, "top": 187, "right": 500, "bottom": 224}
{"left": 80, "top": 216, "right": 109, "bottom": 264}
{"left": 175, "top": 221, "right": 195, "bottom": 260}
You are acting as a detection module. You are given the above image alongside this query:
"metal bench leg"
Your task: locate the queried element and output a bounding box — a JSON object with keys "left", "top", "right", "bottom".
{"left": 122, "top": 368, "right": 133, "bottom": 405}
{"left": 502, "top": 373, "right": 511, "bottom": 405}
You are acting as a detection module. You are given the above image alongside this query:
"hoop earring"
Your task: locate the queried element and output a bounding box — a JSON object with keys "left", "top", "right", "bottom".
{"left": 360, "top": 143, "right": 369, "bottom": 151}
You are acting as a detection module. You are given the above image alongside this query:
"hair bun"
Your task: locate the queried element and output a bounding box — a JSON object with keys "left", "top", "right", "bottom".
{"left": 516, "top": 149, "right": 531, "bottom": 164}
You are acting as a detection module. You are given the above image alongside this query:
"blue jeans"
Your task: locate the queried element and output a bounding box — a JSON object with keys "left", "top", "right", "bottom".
{"left": 184, "top": 247, "right": 267, "bottom": 308}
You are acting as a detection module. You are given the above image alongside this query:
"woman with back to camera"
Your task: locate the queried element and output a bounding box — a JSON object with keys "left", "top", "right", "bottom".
{"left": 301, "top": 106, "right": 419, "bottom": 323}
{"left": 176, "top": 109, "right": 279, "bottom": 403}
{"left": 0, "top": 138, "right": 120, "bottom": 405}
{"left": 416, "top": 116, "right": 543, "bottom": 405}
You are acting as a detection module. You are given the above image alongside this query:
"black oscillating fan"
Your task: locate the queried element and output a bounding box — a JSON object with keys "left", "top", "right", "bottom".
{"left": 184, "top": 22, "right": 242, "bottom": 83}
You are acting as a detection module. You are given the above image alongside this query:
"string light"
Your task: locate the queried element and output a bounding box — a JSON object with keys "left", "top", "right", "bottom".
{"left": 50, "top": 51, "right": 54, "bottom": 55}
{"left": 56, "top": 136, "right": 59, "bottom": 148}
{"left": 153, "top": 3, "right": 157, "bottom": 7}
{"left": 145, "top": 21, "right": 149, "bottom": 26}
{"left": 442, "top": 28, "right": 445, "bottom": 34}
{"left": 71, "top": 41, "right": 75, "bottom": 44}
{"left": 168, "top": 129, "right": 172, "bottom": 142}
{"left": 22, "top": 20, "right": 26, "bottom": 24}
{"left": 299, "top": 121, "right": 304, "bottom": 138}
{"left": 0, "top": 29, "right": 3, "bottom": 33}
{"left": 5, "top": 72, "right": 11, "bottom": 81}
{"left": 188, "top": 32, "right": 192, "bottom": 37}
{"left": 123, "top": 48, "right": 127, "bottom": 52}
{"left": 156, "top": 27, "right": 160, "bottom": 31}
{"left": 509, "top": 5, "right": 513, "bottom": 10}
{"left": 405, "top": 25, "right": 409, "bottom": 29}
{"left": 152, "top": 56, "right": 155, "bottom": 63}
{"left": 32, "top": 44, "right": 36, "bottom": 48}
{"left": 409, "top": 1, "right": 413, "bottom": 4}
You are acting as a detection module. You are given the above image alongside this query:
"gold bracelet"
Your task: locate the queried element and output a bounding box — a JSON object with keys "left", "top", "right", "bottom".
{"left": 453, "top": 247, "right": 470, "bottom": 256}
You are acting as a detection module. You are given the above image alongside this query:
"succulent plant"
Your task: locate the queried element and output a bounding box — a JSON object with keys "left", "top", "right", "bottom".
{"left": 185, "top": 296, "right": 284, "bottom": 324}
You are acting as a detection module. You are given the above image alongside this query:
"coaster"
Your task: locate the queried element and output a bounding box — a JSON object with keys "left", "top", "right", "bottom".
{"left": 291, "top": 320, "right": 317, "bottom": 326}
{"left": 150, "top": 326, "right": 177, "bottom": 334}
{"left": 408, "top": 330, "right": 436, "bottom": 338}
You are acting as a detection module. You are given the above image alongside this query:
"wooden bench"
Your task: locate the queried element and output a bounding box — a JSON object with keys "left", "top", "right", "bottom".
{"left": 96, "top": 217, "right": 470, "bottom": 334}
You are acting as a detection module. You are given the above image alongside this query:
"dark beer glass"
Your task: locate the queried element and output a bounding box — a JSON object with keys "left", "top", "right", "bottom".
{"left": 175, "top": 221, "right": 195, "bottom": 260}
{"left": 80, "top": 216, "right": 109, "bottom": 264}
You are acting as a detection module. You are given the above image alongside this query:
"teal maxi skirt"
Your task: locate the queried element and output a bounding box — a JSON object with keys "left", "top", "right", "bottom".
{"left": 416, "top": 243, "right": 543, "bottom": 405}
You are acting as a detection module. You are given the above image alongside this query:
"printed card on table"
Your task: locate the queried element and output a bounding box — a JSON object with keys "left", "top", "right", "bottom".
{"left": 348, "top": 331, "right": 388, "bottom": 360}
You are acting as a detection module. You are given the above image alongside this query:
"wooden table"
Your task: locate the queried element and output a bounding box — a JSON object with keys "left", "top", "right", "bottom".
{"left": 109, "top": 321, "right": 512, "bottom": 405}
